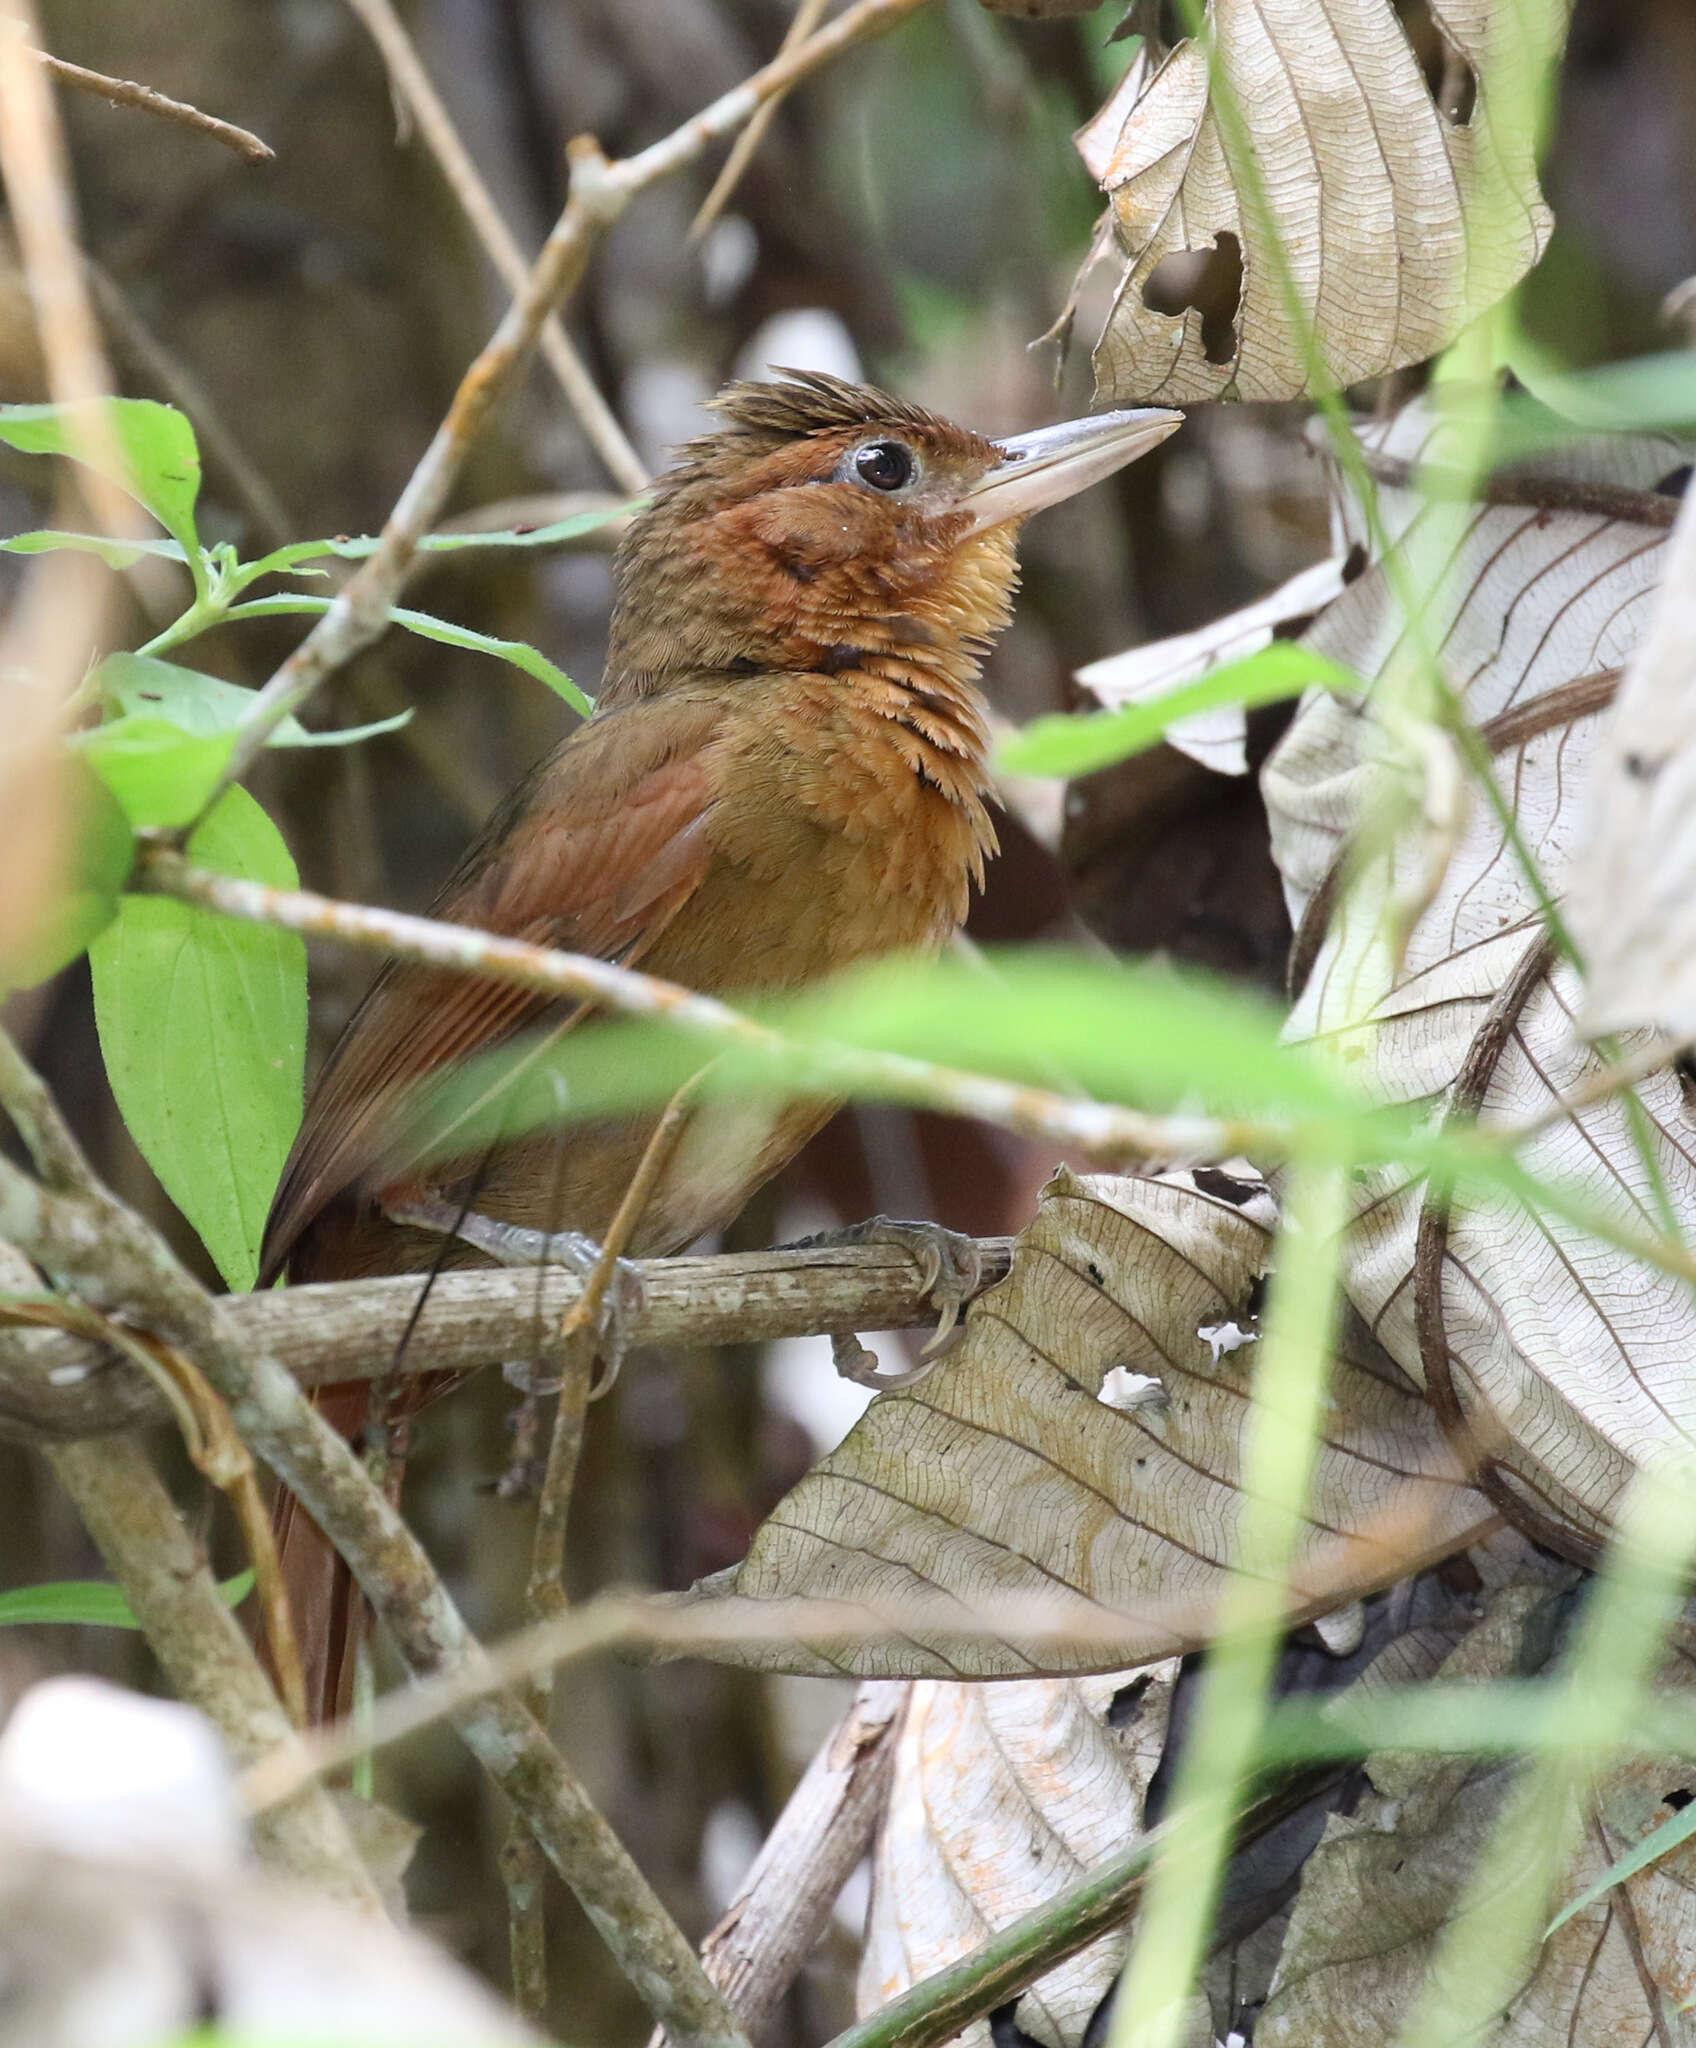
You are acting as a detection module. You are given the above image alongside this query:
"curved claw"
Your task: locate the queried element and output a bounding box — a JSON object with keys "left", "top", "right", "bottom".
{"left": 787, "top": 1215, "right": 986, "bottom": 1355}
{"left": 831, "top": 1331, "right": 943, "bottom": 1392}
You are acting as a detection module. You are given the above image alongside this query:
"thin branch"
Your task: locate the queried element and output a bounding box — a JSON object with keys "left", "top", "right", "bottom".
{"left": 138, "top": 850, "right": 1257, "bottom": 1162}
{"left": 207, "top": 0, "right": 934, "bottom": 803}
{"left": 678, "top": 1679, "right": 908, "bottom": 2042}
{"left": 41, "top": 1428, "right": 381, "bottom": 1910}
{"left": 0, "top": 1236, "right": 1017, "bottom": 1442}
{"left": 36, "top": 49, "right": 274, "bottom": 164}
{"left": 341, "top": 0, "right": 647, "bottom": 495}
{"left": 688, "top": 0, "right": 831, "bottom": 246}
{"left": 0, "top": 1046, "right": 748, "bottom": 2048}
{"left": 240, "top": 1484, "right": 1489, "bottom": 1813}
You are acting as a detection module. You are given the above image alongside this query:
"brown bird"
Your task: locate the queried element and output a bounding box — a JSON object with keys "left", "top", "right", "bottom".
{"left": 261, "top": 370, "right": 1180, "bottom": 1721}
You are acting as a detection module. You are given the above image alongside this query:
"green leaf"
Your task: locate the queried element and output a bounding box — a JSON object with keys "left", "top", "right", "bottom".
{"left": 390, "top": 605, "right": 592, "bottom": 715}
{"left": 0, "top": 761, "right": 134, "bottom": 991}
{"left": 93, "top": 651, "right": 411, "bottom": 749}
{"left": 0, "top": 397, "right": 203, "bottom": 554}
{"left": 221, "top": 593, "right": 593, "bottom": 717}
{"left": 999, "top": 644, "right": 1365, "bottom": 779}
{"left": 90, "top": 788, "right": 305, "bottom": 1291}
{"left": 240, "top": 500, "right": 639, "bottom": 583}
{"left": 1546, "top": 1795, "right": 1696, "bottom": 1936}
{"left": 0, "top": 1570, "right": 254, "bottom": 1628}
{"left": 406, "top": 946, "right": 1383, "bottom": 1168}
{"left": 0, "top": 527, "right": 188, "bottom": 569}
{"left": 78, "top": 714, "right": 234, "bottom": 830}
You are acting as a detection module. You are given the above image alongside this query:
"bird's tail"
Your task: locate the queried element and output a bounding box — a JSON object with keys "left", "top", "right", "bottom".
{"left": 269, "top": 1380, "right": 378, "bottom": 1727}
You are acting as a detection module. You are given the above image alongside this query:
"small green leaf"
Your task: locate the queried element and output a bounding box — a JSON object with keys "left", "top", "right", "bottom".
{"left": 0, "top": 397, "right": 203, "bottom": 554}
{"left": 390, "top": 605, "right": 592, "bottom": 714}
{"left": 78, "top": 714, "right": 234, "bottom": 830}
{"left": 1546, "top": 1795, "right": 1696, "bottom": 1937}
{"left": 999, "top": 644, "right": 1365, "bottom": 779}
{"left": 0, "top": 761, "right": 134, "bottom": 991}
{"left": 0, "top": 528, "right": 189, "bottom": 569}
{"left": 93, "top": 651, "right": 411, "bottom": 749}
{"left": 90, "top": 789, "right": 305, "bottom": 1290}
{"left": 0, "top": 1570, "right": 254, "bottom": 1628}
{"left": 240, "top": 501, "right": 639, "bottom": 583}
{"left": 221, "top": 593, "right": 593, "bottom": 716}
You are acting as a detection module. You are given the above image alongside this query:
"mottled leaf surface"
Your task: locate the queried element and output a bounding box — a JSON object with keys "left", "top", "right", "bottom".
{"left": 1260, "top": 1580, "right": 1696, "bottom": 2045}
{"left": 678, "top": 1166, "right": 1488, "bottom": 1676}
{"left": 1266, "top": 410, "right": 1695, "bottom": 1554}
{"left": 1077, "top": 0, "right": 1566, "bottom": 406}
{"left": 859, "top": 1667, "right": 1179, "bottom": 2048}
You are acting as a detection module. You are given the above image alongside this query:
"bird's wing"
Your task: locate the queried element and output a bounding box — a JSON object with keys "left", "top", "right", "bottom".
{"left": 260, "top": 694, "right": 724, "bottom": 1279}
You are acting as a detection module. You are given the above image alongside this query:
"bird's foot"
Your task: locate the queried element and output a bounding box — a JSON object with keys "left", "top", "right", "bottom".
{"left": 384, "top": 1199, "right": 643, "bottom": 1399}
{"left": 787, "top": 1215, "right": 985, "bottom": 1357}
{"left": 829, "top": 1331, "right": 945, "bottom": 1392}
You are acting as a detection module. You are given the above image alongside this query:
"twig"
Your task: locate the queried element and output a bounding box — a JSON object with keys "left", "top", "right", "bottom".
{"left": 137, "top": 849, "right": 1259, "bottom": 1164}
{"left": 0, "top": 1237, "right": 1017, "bottom": 1442}
{"left": 688, "top": 0, "right": 831, "bottom": 245}
{"left": 35, "top": 48, "right": 274, "bottom": 164}
{"left": 675, "top": 1680, "right": 908, "bottom": 2043}
{"left": 240, "top": 1478, "right": 1490, "bottom": 1813}
{"left": 40, "top": 1429, "right": 381, "bottom": 1909}
{"left": 208, "top": 0, "right": 935, "bottom": 803}
{"left": 0, "top": 1043, "right": 748, "bottom": 2048}
{"left": 341, "top": 0, "right": 647, "bottom": 496}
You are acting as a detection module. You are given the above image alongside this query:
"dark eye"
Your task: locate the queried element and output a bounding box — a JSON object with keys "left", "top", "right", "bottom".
{"left": 853, "top": 440, "right": 915, "bottom": 492}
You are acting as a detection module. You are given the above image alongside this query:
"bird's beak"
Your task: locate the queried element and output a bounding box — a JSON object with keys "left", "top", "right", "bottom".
{"left": 959, "top": 407, "right": 1184, "bottom": 532}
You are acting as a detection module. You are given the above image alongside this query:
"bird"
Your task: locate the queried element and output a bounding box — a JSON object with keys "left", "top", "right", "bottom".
{"left": 259, "top": 369, "right": 1181, "bottom": 1722}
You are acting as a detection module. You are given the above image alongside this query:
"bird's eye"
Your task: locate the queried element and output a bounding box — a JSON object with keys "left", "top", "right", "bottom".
{"left": 853, "top": 440, "right": 915, "bottom": 492}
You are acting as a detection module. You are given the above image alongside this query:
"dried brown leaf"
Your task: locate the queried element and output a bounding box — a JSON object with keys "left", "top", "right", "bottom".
{"left": 858, "top": 1666, "right": 1178, "bottom": 2048}
{"left": 678, "top": 1166, "right": 1489, "bottom": 1677}
{"left": 1077, "top": 1, "right": 1566, "bottom": 406}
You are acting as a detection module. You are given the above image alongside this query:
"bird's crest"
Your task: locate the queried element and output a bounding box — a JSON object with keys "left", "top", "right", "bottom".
{"left": 695, "top": 368, "right": 950, "bottom": 451}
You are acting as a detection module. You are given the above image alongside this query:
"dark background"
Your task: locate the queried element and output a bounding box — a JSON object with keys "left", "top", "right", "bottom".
{"left": 2, "top": 0, "right": 1692, "bottom": 2037}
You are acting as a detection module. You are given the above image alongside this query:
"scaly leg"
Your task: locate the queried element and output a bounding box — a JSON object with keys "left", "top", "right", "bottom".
{"left": 783, "top": 1215, "right": 987, "bottom": 1389}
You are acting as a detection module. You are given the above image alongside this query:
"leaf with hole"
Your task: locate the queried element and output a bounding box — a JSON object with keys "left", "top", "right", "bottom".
{"left": 90, "top": 788, "right": 305, "bottom": 1292}
{"left": 1075, "top": 1, "right": 1566, "bottom": 405}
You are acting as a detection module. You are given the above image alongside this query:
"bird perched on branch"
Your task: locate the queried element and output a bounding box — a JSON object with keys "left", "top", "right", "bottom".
{"left": 260, "top": 369, "right": 1181, "bottom": 1722}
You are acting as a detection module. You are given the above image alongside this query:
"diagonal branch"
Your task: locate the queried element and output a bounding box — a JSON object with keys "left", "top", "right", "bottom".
{"left": 36, "top": 49, "right": 273, "bottom": 163}
{"left": 138, "top": 848, "right": 1257, "bottom": 1162}
{"left": 0, "top": 1031, "right": 748, "bottom": 2048}
{"left": 207, "top": 0, "right": 934, "bottom": 804}
{"left": 342, "top": 0, "right": 647, "bottom": 495}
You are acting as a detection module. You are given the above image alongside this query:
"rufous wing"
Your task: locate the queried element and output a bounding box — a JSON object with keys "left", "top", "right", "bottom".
{"left": 260, "top": 694, "right": 726, "bottom": 1280}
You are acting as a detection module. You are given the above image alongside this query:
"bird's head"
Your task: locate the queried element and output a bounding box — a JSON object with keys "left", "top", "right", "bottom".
{"left": 602, "top": 370, "right": 1180, "bottom": 700}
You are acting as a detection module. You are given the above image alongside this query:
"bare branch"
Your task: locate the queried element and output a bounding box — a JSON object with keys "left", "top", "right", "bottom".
{"left": 0, "top": 1041, "right": 748, "bottom": 2048}
{"left": 0, "top": 1236, "right": 1016, "bottom": 1443}
{"left": 342, "top": 0, "right": 648, "bottom": 495}
{"left": 41, "top": 1428, "right": 381, "bottom": 1909}
{"left": 208, "top": 0, "right": 935, "bottom": 802}
{"left": 682, "top": 1680, "right": 908, "bottom": 2041}
{"left": 137, "top": 850, "right": 1257, "bottom": 1161}
{"left": 36, "top": 48, "right": 274, "bottom": 163}
{"left": 688, "top": 0, "right": 831, "bottom": 246}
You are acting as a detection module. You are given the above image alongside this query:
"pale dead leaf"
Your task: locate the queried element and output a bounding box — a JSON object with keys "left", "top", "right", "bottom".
{"left": 1258, "top": 1580, "right": 1696, "bottom": 2047}
{"left": 858, "top": 1665, "right": 1178, "bottom": 2048}
{"left": 1075, "top": 555, "right": 1347, "bottom": 776}
{"left": 1265, "top": 410, "right": 1695, "bottom": 1557}
{"left": 1568, "top": 484, "right": 1696, "bottom": 1038}
{"left": 1077, "top": 0, "right": 1567, "bottom": 407}
{"left": 676, "top": 1166, "right": 1490, "bottom": 1677}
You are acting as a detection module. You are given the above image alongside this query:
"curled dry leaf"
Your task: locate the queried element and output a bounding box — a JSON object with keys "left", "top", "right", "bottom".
{"left": 1075, "top": 1, "right": 1566, "bottom": 407}
{"left": 1075, "top": 555, "right": 1347, "bottom": 776}
{"left": 1259, "top": 1579, "right": 1696, "bottom": 2046}
{"left": 1266, "top": 406, "right": 1694, "bottom": 1559}
{"left": 859, "top": 1665, "right": 1180, "bottom": 2048}
{"left": 675, "top": 1165, "right": 1489, "bottom": 1678}
{"left": 1568, "top": 484, "right": 1696, "bottom": 1038}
